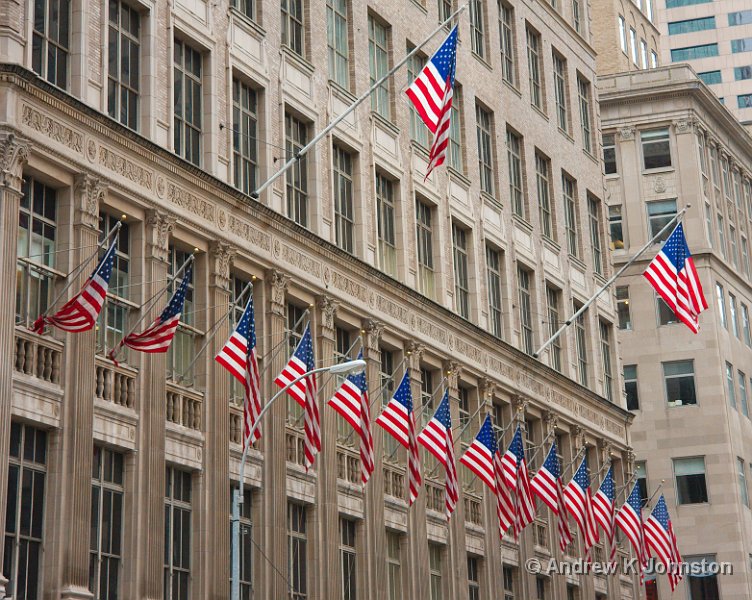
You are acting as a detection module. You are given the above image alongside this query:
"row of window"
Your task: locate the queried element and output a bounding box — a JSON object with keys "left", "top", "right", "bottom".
{"left": 618, "top": 16, "right": 659, "bottom": 69}
{"left": 603, "top": 126, "right": 672, "bottom": 176}
{"left": 716, "top": 282, "right": 752, "bottom": 346}
{"left": 670, "top": 39, "right": 752, "bottom": 61}
{"left": 669, "top": 12, "right": 752, "bottom": 32}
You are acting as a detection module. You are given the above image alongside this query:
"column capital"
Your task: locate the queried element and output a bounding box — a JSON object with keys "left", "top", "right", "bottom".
{"left": 442, "top": 360, "right": 461, "bottom": 391}
{"left": 510, "top": 394, "right": 528, "bottom": 421}
{"left": 542, "top": 410, "right": 558, "bottom": 433}
{"left": 208, "top": 240, "right": 237, "bottom": 291}
{"left": 478, "top": 377, "right": 496, "bottom": 408}
{"left": 0, "top": 132, "right": 32, "bottom": 193}
{"left": 618, "top": 125, "right": 635, "bottom": 141}
{"left": 316, "top": 294, "right": 338, "bottom": 336}
{"left": 73, "top": 173, "right": 105, "bottom": 230}
{"left": 362, "top": 318, "right": 384, "bottom": 353}
{"left": 571, "top": 425, "right": 587, "bottom": 449}
{"left": 597, "top": 438, "right": 613, "bottom": 464}
{"left": 403, "top": 341, "right": 425, "bottom": 371}
{"left": 267, "top": 269, "right": 290, "bottom": 316}
{"left": 672, "top": 118, "right": 694, "bottom": 135}
{"left": 145, "top": 209, "right": 176, "bottom": 263}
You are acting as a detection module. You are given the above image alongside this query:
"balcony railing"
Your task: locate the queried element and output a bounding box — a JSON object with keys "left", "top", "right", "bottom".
{"left": 425, "top": 481, "right": 444, "bottom": 513}
{"left": 464, "top": 495, "right": 483, "bottom": 526}
{"left": 384, "top": 465, "right": 405, "bottom": 499}
{"left": 166, "top": 382, "right": 203, "bottom": 431}
{"left": 533, "top": 518, "right": 550, "bottom": 551}
{"left": 14, "top": 328, "right": 62, "bottom": 385}
{"left": 230, "top": 405, "right": 243, "bottom": 445}
{"left": 286, "top": 428, "right": 306, "bottom": 466}
{"left": 336, "top": 447, "right": 360, "bottom": 484}
{"left": 95, "top": 358, "right": 136, "bottom": 408}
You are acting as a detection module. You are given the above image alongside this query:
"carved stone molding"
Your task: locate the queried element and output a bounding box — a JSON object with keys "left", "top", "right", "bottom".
{"left": 571, "top": 425, "right": 587, "bottom": 449}
{"left": 618, "top": 126, "right": 635, "bottom": 141}
{"left": 442, "top": 360, "right": 461, "bottom": 391}
{"left": 597, "top": 439, "right": 613, "bottom": 463}
{"left": 362, "top": 318, "right": 384, "bottom": 353}
{"left": 625, "top": 450, "right": 636, "bottom": 475}
{"left": 403, "top": 341, "right": 425, "bottom": 371}
{"left": 145, "top": 209, "right": 176, "bottom": 263}
{"left": 543, "top": 410, "right": 558, "bottom": 433}
{"left": 672, "top": 118, "right": 694, "bottom": 135}
{"left": 73, "top": 174, "right": 105, "bottom": 230}
{"left": 316, "top": 295, "right": 338, "bottom": 334}
{"left": 478, "top": 377, "right": 497, "bottom": 407}
{"left": 208, "top": 240, "right": 236, "bottom": 290}
{"left": 653, "top": 176, "right": 667, "bottom": 194}
{"left": 0, "top": 132, "right": 32, "bottom": 192}
{"left": 511, "top": 394, "right": 529, "bottom": 421}
{"left": 267, "top": 269, "right": 290, "bottom": 316}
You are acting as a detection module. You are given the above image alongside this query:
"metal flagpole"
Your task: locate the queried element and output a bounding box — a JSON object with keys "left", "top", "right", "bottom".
{"left": 643, "top": 481, "right": 665, "bottom": 508}
{"left": 527, "top": 429, "right": 556, "bottom": 466}
{"left": 533, "top": 205, "right": 690, "bottom": 359}
{"left": 562, "top": 446, "right": 588, "bottom": 479}
{"left": 249, "top": 2, "right": 469, "bottom": 200}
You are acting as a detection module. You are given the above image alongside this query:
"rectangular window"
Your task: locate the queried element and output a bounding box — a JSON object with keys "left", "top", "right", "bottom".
{"left": 4, "top": 423, "right": 47, "bottom": 600}
{"left": 90, "top": 446, "right": 125, "bottom": 599}
{"left": 705, "top": 203, "right": 714, "bottom": 247}
{"left": 640, "top": 39, "right": 648, "bottom": 69}
{"left": 577, "top": 77, "right": 592, "bottom": 153}
{"left": 536, "top": 153, "right": 554, "bottom": 240}
{"left": 288, "top": 503, "right": 307, "bottom": 599}
{"left": 674, "top": 457, "right": 708, "bottom": 504}
{"left": 327, "top": 0, "right": 350, "bottom": 88}
{"left": 727, "top": 362, "right": 737, "bottom": 409}
{"left": 624, "top": 364, "right": 639, "bottom": 410}
{"left": 96, "top": 213, "right": 131, "bottom": 358}
{"left": 609, "top": 205, "right": 624, "bottom": 250}
{"left": 228, "top": 484, "right": 252, "bottom": 597}
{"left": 717, "top": 283, "right": 727, "bottom": 328}
{"left": 553, "top": 53, "right": 568, "bottom": 132}
{"left": 486, "top": 245, "right": 504, "bottom": 339}
{"left": 526, "top": 27, "right": 543, "bottom": 109}
{"left": 376, "top": 173, "right": 397, "bottom": 277}
{"left": 166, "top": 247, "right": 196, "bottom": 383}
{"left": 739, "top": 371, "right": 749, "bottom": 417}
{"left": 572, "top": 0, "right": 581, "bottom": 32}
{"left": 630, "top": 28, "right": 638, "bottom": 64}
{"left": 600, "top": 321, "right": 614, "bottom": 402}
{"left": 645, "top": 0, "right": 653, "bottom": 21}
{"left": 671, "top": 43, "right": 719, "bottom": 61}
{"left": 735, "top": 66, "right": 752, "bottom": 80}
{"left": 616, "top": 286, "right": 631, "bottom": 330}
{"left": 340, "top": 518, "right": 356, "bottom": 600}
{"left": 664, "top": 360, "right": 697, "bottom": 406}
{"left": 32, "top": 0, "right": 70, "bottom": 88}
{"left": 438, "top": 0, "right": 453, "bottom": 24}
{"left": 452, "top": 224, "right": 470, "bottom": 319}
{"left": 658, "top": 296, "right": 679, "bottom": 326}
{"left": 467, "top": 555, "right": 481, "bottom": 600}
{"left": 503, "top": 565, "right": 518, "bottom": 600}
{"left": 738, "top": 94, "right": 752, "bottom": 109}
{"left": 232, "top": 78, "right": 259, "bottom": 195}
{"left": 369, "top": 15, "right": 391, "bottom": 120}
{"left": 732, "top": 38, "right": 752, "bottom": 54}
{"left": 745, "top": 238, "right": 752, "bottom": 278}
{"left": 588, "top": 196, "right": 603, "bottom": 275}
{"left": 281, "top": 0, "right": 304, "bottom": 56}
{"left": 743, "top": 304, "right": 751, "bottom": 346}
{"left": 476, "top": 104, "right": 495, "bottom": 196}
{"left": 174, "top": 39, "right": 202, "bottom": 166}
{"left": 164, "top": 467, "right": 192, "bottom": 600}
{"left": 507, "top": 129, "right": 524, "bottom": 217}
{"left": 718, "top": 215, "right": 727, "bottom": 258}
{"left": 406, "top": 47, "right": 430, "bottom": 148}
{"left": 449, "top": 85, "right": 464, "bottom": 172}
{"left": 386, "top": 531, "right": 402, "bottom": 600}
{"left": 666, "top": 0, "right": 710, "bottom": 9}
{"left": 698, "top": 70, "right": 722, "bottom": 85}
{"left": 574, "top": 303, "right": 588, "bottom": 386}
{"left": 603, "top": 133, "right": 617, "bottom": 175}
{"left": 730, "top": 293, "right": 740, "bottom": 337}
{"left": 470, "top": 0, "right": 485, "bottom": 57}
{"left": 16, "top": 179, "right": 57, "bottom": 326}
{"left": 429, "top": 543, "right": 443, "bottom": 600}
{"left": 333, "top": 145, "right": 355, "bottom": 254}
{"left": 108, "top": 0, "right": 140, "bottom": 129}
{"left": 499, "top": 2, "right": 516, "bottom": 85}
{"left": 641, "top": 128, "right": 671, "bottom": 170}
{"left": 546, "top": 286, "right": 562, "bottom": 371}
{"left": 285, "top": 113, "right": 309, "bottom": 227}
{"left": 232, "top": 0, "right": 256, "bottom": 20}
{"left": 729, "top": 10, "right": 752, "bottom": 26}
{"left": 563, "top": 174, "right": 579, "bottom": 256}
{"left": 635, "top": 461, "right": 648, "bottom": 506}
{"left": 416, "top": 199, "right": 435, "bottom": 299}
{"left": 668, "top": 16, "right": 716, "bottom": 35}
{"left": 518, "top": 267, "right": 534, "bottom": 355}
{"left": 651, "top": 51, "right": 658, "bottom": 67}
{"left": 618, "top": 16, "right": 627, "bottom": 52}
{"left": 647, "top": 199, "right": 677, "bottom": 241}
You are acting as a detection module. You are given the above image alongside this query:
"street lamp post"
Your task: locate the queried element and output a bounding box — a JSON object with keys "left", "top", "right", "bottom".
{"left": 230, "top": 359, "right": 367, "bottom": 599}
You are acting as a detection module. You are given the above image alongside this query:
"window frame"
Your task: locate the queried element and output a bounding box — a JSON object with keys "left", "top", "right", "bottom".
{"left": 368, "top": 15, "right": 392, "bottom": 121}
{"left": 285, "top": 112, "right": 310, "bottom": 228}
{"left": 673, "top": 457, "right": 708, "bottom": 504}
{"left": 108, "top": 0, "right": 141, "bottom": 130}
{"left": 526, "top": 26, "right": 543, "bottom": 110}
{"left": 164, "top": 467, "right": 192, "bottom": 600}
{"left": 232, "top": 77, "right": 259, "bottom": 195}
{"left": 332, "top": 145, "right": 355, "bottom": 254}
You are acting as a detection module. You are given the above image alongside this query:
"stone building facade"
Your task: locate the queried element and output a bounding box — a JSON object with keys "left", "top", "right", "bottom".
{"left": 0, "top": 0, "right": 636, "bottom": 598}
{"left": 601, "top": 64, "right": 752, "bottom": 599}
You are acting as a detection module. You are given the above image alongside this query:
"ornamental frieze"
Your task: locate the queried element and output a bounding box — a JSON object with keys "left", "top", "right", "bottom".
{"left": 98, "top": 146, "right": 153, "bottom": 190}
{"left": 22, "top": 105, "right": 83, "bottom": 153}
{"left": 167, "top": 183, "right": 215, "bottom": 222}
{"left": 273, "top": 239, "right": 321, "bottom": 278}
{"left": 374, "top": 294, "right": 410, "bottom": 325}
{"left": 329, "top": 270, "right": 369, "bottom": 303}
{"left": 228, "top": 215, "right": 270, "bottom": 251}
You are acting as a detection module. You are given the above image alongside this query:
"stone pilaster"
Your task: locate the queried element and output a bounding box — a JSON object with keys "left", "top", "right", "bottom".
{"left": 137, "top": 209, "right": 175, "bottom": 599}
{"left": 362, "top": 318, "right": 386, "bottom": 600}
{"left": 0, "top": 132, "right": 30, "bottom": 597}
{"left": 204, "top": 241, "right": 236, "bottom": 599}
{"left": 314, "top": 294, "right": 338, "bottom": 600}
{"left": 261, "top": 269, "right": 290, "bottom": 598}
{"left": 58, "top": 174, "right": 104, "bottom": 600}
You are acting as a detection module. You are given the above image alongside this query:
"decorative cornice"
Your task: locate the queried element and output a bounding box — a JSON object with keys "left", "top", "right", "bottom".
{"left": 0, "top": 131, "right": 31, "bottom": 192}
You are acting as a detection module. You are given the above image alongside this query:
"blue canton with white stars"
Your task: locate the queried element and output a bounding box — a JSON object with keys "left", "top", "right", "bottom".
{"left": 651, "top": 495, "right": 671, "bottom": 530}
{"left": 431, "top": 26, "right": 458, "bottom": 87}
{"left": 572, "top": 457, "right": 591, "bottom": 490}
{"left": 542, "top": 443, "right": 561, "bottom": 479}
{"left": 432, "top": 390, "right": 452, "bottom": 429}
{"left": 235, "top": 293, "right": 257, "bottom": 349}
{"left": 159, "top": 264, "right": 192, "bottom": 322}
{"left": 661, "top": 223, "right": 692, "bottom": 270}
{"left": 294, "top": 324, "right": 315, "bottom": 371}
{"left": 625, "top": 481, "right": 643, "bottom": 513}
{"left": 599, "top": 467, "right": 615, "bottom": 502}
{"left": 391, "top": 372, "right": 414, "bottom": 413}
{"left": 474, "top": 415, "right": 498, "bottom": 455}
{"left": 96, "top": 240, "right": 117, "bottom": 284}
{"left": 347, "top": 349, "right": 368, "bottom": 393}
{"left": 508, "top": 426, "right": 526, "bottom": 465}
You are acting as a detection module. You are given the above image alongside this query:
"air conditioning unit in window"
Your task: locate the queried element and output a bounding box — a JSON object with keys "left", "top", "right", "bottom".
{"left": 668, "top": 399, "right": 683, "bottom": 407}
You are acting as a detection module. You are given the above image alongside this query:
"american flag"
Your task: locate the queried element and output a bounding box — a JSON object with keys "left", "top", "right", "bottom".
{"left": 592, "top": 467, "right": 617, "bottom": 562}
{"left": 500, "top": 427, "right": 536, "bottom": 538}
{"left": 563, "top": 456, "right": 599, "bottom": 553}
{"left": 615, "top": 481, "right": 646, "bottom": 573}
{"left": 643, "top": 222, "right": 708, "bottom": 333}
{"left": 328, "top": 350, "right": 374, "bottom": 484}
{"left": 274, "top": 325, "right": 320, "bottom": 470}
{"left": 405, "top": 26, "right": 458, "bottom": 179}
{"left": 376, "top": 372, "right": 422, "bottom": 504}
{"left": 215, "top": 291, "right": 262, "bottom": 444}
{"left": 530, "top": 443, "right": 572, "bottom": 551}
{"left": 494, "top": 449, "right": 515, "bottom": 539}
{"left": 417, "top": 391, "right": 458, "bottom": 519}
{"left": 459, "top": 415, "right": 497, "bottom": 490}
{"left": 112, "top": 263, "right": 192, "bottom": 358}
{"left": 644, "top": 495, "right": 683, "bottom": 591}
{"left": 33, "top": 238, "right": 118, "bottom": 334}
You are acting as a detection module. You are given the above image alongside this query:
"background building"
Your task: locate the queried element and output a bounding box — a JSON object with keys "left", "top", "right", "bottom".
{"left": 0, "top": 0, "right": 637, "bottom": 598}
{"left": 655, "top": 0, "right": 752, "bottom": 124}
{"left": 601, "top": 64, "right": 752, "bottom": 599}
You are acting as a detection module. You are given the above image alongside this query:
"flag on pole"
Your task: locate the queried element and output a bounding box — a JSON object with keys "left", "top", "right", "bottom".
{"left": 33, "top": 238, "right": 118, "bottom": 334}
{"left": 418, "top": 390, "right": 459, "bottom": 519}
{"left": 494, "top": 449, "right": 515, "bottom": 539}
{"left": 274, "top": 325, "right": 320, "bottom": 470}
{"left": 459, "top": 415, "right": 497, "bottom": 490}
{"left": 215, "top": 291, "right": 262, "bottom": 444}
{"left": 328, "top": 350, "right": 374, "bottom": 484}
{"left": 530, "top": 443, "right": 572, "bottom": 551}
{"left": 405, "top": 26, "right": 458, "bottom": 179}
{"left": 111, "top": 263, "right": 192, "bottom": 359}
{"left": 616, "top": 481, "right": 646, "bottom": 574}
{"left": 643, "top": 222, "right": 708, "bottom": 333}
{"left": 644, "top": 495, "right": 683, "bottom": 591}
{"left": 376, "top": 372, "right": 422, "bottom": 504}
{"left": 563, "top": 456, "right": 599, "bottom": 554}
{"left": 500, "top": 427, "right": 536, "bottom": 538}
{"left": 592, "top": 467, "right": 617, "bottom": 562}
